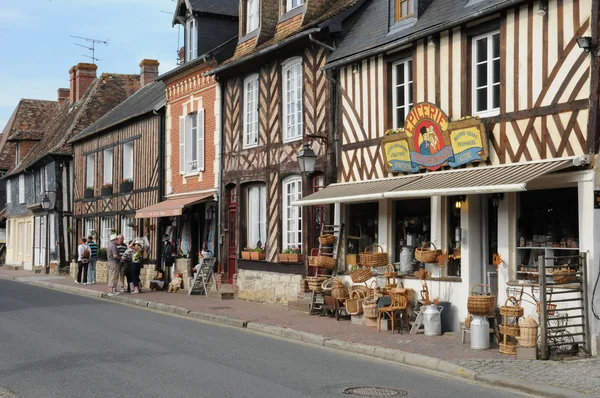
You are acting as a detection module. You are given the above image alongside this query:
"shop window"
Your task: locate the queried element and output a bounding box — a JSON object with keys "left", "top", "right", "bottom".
{"left": 392, "top": 58, "right": 413, "bottom": 128}
{"left": 347, "top": 202, "right": 379, "bottom": 261}
{"left": 243, "top": 74, "right": 259, "bottom": 148}
{"left": 447, "top": 196, "right": 463, "bottom": 277}
{"left": 100, "top": 217, "right": 115, "bottom": 249}
{"left": 246, "top": 184, "right": 266, "bottom": 249}
{"left": 311, "top": 175, "right": 325, "bottom": 250}
{"left": 393, "top": 198, "right": 430, "bottom": 264}
{"left": 472, "top": 31, "right": 500, "bottom": 117}
{"left": 282, "top": 176, "right": 302, "bottom": 251}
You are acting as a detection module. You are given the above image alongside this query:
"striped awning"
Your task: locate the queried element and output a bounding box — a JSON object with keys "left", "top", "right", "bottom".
{"left": 135, "top": 193, "right": 214, "bottom": 218}
{"left": 294, "top": 158, "right": 577, "bottom": 206}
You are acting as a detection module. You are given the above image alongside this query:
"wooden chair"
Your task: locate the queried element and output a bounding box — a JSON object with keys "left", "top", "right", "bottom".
{"left": 378, "top": 288, "right": 409, "bottom": 334}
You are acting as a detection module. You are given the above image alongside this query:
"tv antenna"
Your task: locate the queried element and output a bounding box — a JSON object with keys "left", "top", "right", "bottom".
{"left": 71, "top": 35, "right": 108, "bottom": 63}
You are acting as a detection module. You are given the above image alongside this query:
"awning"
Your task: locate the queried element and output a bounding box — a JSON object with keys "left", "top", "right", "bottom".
{"left": 0, "top": 208, "right": 5, "bottom": 220}
{"left": 135, "top": 193, "right": 214, "bottom": 218}
{"left": 294, "top": 157, "right": 577, "bottom": 206}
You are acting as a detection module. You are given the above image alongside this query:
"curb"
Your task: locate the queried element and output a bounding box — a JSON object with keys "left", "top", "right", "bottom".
{"left": 475, "top": 374, "right": 595, "bottom": 398}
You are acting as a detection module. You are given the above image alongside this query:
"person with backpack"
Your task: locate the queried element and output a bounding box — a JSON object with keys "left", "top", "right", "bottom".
{"left": 76, "top": 237, "right": 90, "bottom": 285}
{"left": 86, "top": 236, "right": 99, "bottom": 284}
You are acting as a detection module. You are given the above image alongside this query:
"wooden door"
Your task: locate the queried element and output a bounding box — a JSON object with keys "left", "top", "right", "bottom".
{"left": 227, "top": 188, "right": 237, "bottom": 284}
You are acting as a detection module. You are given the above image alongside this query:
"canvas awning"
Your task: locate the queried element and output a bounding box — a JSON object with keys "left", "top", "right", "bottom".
{"left": 135, "top": 193, "right": 214, "bottom": 218}
{"left": 293, "top": 158, "right": 578, "bottom": 206}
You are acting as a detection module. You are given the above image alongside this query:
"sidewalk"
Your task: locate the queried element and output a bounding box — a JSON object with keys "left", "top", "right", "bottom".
{"left": 1, "top": 267, "right": 598, "bottom": 397}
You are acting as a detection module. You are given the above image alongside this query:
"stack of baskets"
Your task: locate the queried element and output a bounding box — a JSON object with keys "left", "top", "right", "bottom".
{"left": 499, "top": 296, "right": 524, "bottom": 355}
{"left": 359, "top": 245, "right": 389, "bottom": 268}
{"left": 415, "top": 242, "right": 441, "bottom": 264}
{"left": 306, "top": 275, "right": 328, "bottom": 292}
{"left": 467, "top": 284, "right": 496, "bottom": 316}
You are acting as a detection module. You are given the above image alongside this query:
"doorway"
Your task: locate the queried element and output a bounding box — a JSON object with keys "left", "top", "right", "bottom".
{"left": 227, "top": 187, "right": 237, "bottom": 284}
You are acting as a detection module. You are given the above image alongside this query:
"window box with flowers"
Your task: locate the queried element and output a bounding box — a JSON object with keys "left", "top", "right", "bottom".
{"left": 250, "top": 246, "right": 266, "bottom": 261}
{"left": 280, "top": 248, "right": 290, "bottom": 262}
{"left": 241, "top": 247, "right": 252, "bottom": 260}
{"left": 287, "top": 246, "right": 303, "bottom": 263}
{"left": 101, "top": 182, "right": 113, "bottom": 196}
{"left": 84, "top": 186, "right": 94, "bottom": 199}
{"left": 121, "top": 178, "right": 133, "bottom": 193}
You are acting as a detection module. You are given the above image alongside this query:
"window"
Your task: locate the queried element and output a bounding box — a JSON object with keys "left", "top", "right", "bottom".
{"left": 286, "top": 0, "right": 305, "bottom": 11}
{"left": 282, "top": 176, "right": 302, "bottom": 251}
{"left": 122, "top": 142, "right": 134, "bottom": 181}
{"left": 282, "top": 58, "right": 303, "bottom": 142}
{"left": 100, "top": 217, "right": 115, "bottom": 249}
{"left": 246, "top": 184, "right": 266, "bottom": 249}
{"left": 18, "top": 174, "right": 24, "bottom": 204}
{"left": 394, "top": 0, "right": 414, "bottom": 21}
{"left": 243, "top": 74, "right": 259, "bottom": 148}
{"left": 246, "top": 0, "right": 259, "bottom": 33}
{"left": 121, "top": 216, "right": 135, "bottom": 243}
{"left": 472, "top": 31, "right": 500, "bottom": 116}
{"left": 179, "top": 110, "right": 205, "bottom": 175}
{"left": 103, "top": 149, "right": 113, "bottom": 184}
{"left": 84, "top": 218, "right": 94, "bottom": 238}
{"left": 186, "top": 17, "right": 198, "bottom": 61}
{"left": 86, "top": 154, "right": 94, "bottom": 189}
{"left": 6, "top": 180, "right": 11, "bottom": 203}
{"left": 392, "top": 59, "right": 413, "bottom": 128}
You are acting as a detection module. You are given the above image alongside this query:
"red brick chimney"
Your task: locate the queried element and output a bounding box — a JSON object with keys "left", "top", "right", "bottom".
{"left": 140, "top": 59, "right": 160, "bottom": 87}
{"left": 57, "top": 88, "right": 70, "bottom": 104}
{"left": 69, "top": 66, "right": 77, "bottom": 104}
{"left": 74, "top": 63, "right": 98, "bottom": 102}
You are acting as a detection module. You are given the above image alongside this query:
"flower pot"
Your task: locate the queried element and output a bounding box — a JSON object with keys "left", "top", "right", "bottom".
{"left": 84, "top": 188, "right": 94, "bottom": 199}
{"left": 101, "top": 187, "right": 113, "bottom": 196}
{"left": 280, "top": 253, "right": 289, "bottom": 262}
{"left": 288, "top": 254, "right": 303, "bottom": 263}
{"left": 250, "top": 252, "right": 265, "bottom": 261}
{"left": 121, "top": 181, "right": 133, "bottom": 193}
{"left": 241, "top": 251, "right": 251, "bottom": 260}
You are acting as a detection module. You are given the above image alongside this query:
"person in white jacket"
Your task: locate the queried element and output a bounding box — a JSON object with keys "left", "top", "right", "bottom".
{"left": 76, "top": 237, "right": 90, "bottom": 285}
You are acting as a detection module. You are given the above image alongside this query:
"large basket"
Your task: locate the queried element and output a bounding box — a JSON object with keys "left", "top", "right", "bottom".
{"left": 517, "top": 316, "right": 539, "bottom": 348}
{"left": 307, "top": 276, "right": 328, "bottom": 292}
{"left": 316, "top": 255, "right": 337, "bottom": 270}
{"left": 552, "top": 267, "right": 577, "bottom": 284}
{"left": 318, "top": 234, "right": 336, "bottom": 245}
{"left": 499, "top": 341, "right": 517, "bottom": 355}
{"left": 467, "top": 284, "right": 496, "bottom": 315}
{"left": 346, "top": 289, "right": 365, "bottom": 315}
{"left": 308, "top": 248, "right": 319, "bottom": 267}
{"left": 331, "top": 280, "right": 349, "bottom": 300}
{"left": 363, "top": 296, "right": 378, "bottom": 318}
{"left": 499, "top": 296, "right": 524, "bottom": 318}
{"left": 383, "top": 264, "right": 397, "bottom": 279}
{"left": 359, "top": 245, "right": 389, "bottom": 268}
{"left": 350, "top": 266, "right": 373, "bottom": 283}
{"left": 415, "top": 242, "right": 441, "bottom": 264}
{"left": 499, "top": 324, "right": 520, "bottom": 337}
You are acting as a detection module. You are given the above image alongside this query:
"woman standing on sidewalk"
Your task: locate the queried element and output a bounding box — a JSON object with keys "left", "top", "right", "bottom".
{"left": 130, "top": 239, "right": 144, "bottom": 294}
{"left": 76, "top": 237, "right": 90, "bottom": 285}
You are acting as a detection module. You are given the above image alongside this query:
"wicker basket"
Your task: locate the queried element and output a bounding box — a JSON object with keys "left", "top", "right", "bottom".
{"left": 536, "top": 302, "right": 557, "bottom": 316}
{"left": 363, "top": 296, "right": 378, "bottom": 318}
{"left": 316, "top": 255, "right": 337, "bottom": 270}
{"left": 359, "top": 245, "right": 389, "bottom": 268}
{"left": 350, "top": 266, "right": 373, "bottom": 283}
{"left": 415, "top": 242, "right": 441, "bottom": 264}
{"left": 331, "top": 280, "right": 349, "bottom": 300}
{"left": 318, "top": 234, "right": 336, "bottom": 245}
{"left": 467, "top": 284, "right": 496, "bottom": 315}
{"left": 500, "top": 296, "right": 524, "bottom": 318}
{"left": 307, "top": 276, "right": 328, "bottom": 292}
{"left": 346, "top": 289, "right": 365, "bottom": 315}
{"left": 499, "top": 324, "right": 520, "bottom": 337}
{"left": 517, "top": 316, "right": 538, "bottom": 348}
{"left": 383, "top": 264, "right": 397, "bottom": 278}
{"left": 499, "top": 341, "right": 517, "bottom": 355}
{"left": 307, "top": 248, "right": 319, "bottom": 267}
{"left": 552, "top": 267, "right": 577, "bottom": 284}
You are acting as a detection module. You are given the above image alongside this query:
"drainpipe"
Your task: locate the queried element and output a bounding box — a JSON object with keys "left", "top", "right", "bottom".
{"left": 217, "top": 78, "right": 225, "bottom": 277}
{"left": 154, "top": 108, "right": 165, "bottom": 263}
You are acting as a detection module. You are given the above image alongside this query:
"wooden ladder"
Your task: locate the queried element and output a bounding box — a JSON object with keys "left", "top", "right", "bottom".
{"left": 189, "top": 257, "right": 216, "bottom": 295}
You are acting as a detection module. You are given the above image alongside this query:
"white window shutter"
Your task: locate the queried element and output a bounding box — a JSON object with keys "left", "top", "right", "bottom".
{"left": 179, "top": 116, "right": 185, "bottom": 174}
{"left": 197, "top": 109, "right": 205, "bottom": 171}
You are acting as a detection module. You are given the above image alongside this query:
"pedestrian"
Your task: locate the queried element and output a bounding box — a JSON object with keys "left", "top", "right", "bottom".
{"left": 76, "top": 237, "right": 90, "bottom": 285}
{"left": 162, "top": 234, "right": 174, "bottom": 291}
{"left": 130, "top": 238, "right": 144, "bottom": 294}
{"left": 121, "top": 240, "right": 134, "bottom": 293}
{"left": 106, "top": 234, "right": 122, "bottom": 296}
{"left": 116, "top": 234, "right": 128, "bottom": 292}
{"left": 86, "top": 236, "right": 98, "bottom": 284}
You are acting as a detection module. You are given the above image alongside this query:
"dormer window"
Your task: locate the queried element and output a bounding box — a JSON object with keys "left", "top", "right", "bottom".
{"left": 246, "top": 0, "right": 259, "bottom": 34}
{"left": 395, "top": 0, "right": 414, "bottom": 22}
{"left": 186, "top": 17, "right": 198, "bottom": 61}
{"left": 286, "top": 0, "right": 305, "bottom": 12}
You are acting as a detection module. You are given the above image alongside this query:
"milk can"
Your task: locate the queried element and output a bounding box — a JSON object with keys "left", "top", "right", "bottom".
{"left": 423, "top": 305, "right": 443, "bottom": 336}
{"left": 399, "top": 247, "right": 414, "bottom": 274}
{"left": 470, "top": 314, "right": 490, "bottom": 350}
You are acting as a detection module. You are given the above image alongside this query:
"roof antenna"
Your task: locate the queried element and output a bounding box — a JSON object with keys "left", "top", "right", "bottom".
{"left": 160, "top": 8, "right": 182, "bottom": 67}
{"left": 70, "top": 35, "right": 109, "bottom": 63}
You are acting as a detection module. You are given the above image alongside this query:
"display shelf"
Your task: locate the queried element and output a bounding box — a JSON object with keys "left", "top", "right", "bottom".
{"left": 516, "top": 247, "right": 579, "bottom": 250}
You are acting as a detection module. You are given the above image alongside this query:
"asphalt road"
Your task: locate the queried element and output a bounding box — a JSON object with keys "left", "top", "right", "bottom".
{"left": 0, "top": 279, "right": 531, "bottom": 398}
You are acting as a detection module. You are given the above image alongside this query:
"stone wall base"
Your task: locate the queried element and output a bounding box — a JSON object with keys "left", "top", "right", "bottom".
{"left": 236, "top": 269, "right": 302, "bottom": 305}
{"left": 69, "top": 260, "right": 158, "bottom": 288}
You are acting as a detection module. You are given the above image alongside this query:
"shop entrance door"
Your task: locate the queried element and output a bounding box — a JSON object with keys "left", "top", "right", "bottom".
{"left": 227, "top": 188, "right": 237, "bottom": 284}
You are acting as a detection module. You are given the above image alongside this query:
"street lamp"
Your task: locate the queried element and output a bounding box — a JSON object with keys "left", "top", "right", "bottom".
{"left": 41, "top": 194, "right": 51, "bottom": 211}
{"left": 297, "top": 143, "right": 317, "bottom": 175}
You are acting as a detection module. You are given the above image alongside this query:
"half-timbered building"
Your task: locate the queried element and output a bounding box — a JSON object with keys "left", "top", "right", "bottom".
{"left": 207, "top": 0, "right": 365, "bottom": 304}
{"left": 296, "top": 0, "right": 600, "bottom": 354}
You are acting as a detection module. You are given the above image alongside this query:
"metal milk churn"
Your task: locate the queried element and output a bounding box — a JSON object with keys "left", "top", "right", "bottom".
{"left": 423, "top": 305, "right": 443, "bottom": 336}
{"left": 399, "top": 247, "right": 414, "bottom": 274}
{"left": 470, "top": 315, "right": 490, "bottom": 350}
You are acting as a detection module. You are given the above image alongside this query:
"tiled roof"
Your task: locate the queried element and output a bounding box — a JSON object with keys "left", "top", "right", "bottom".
{"left": 4, "top": 99, "right": 57, "bottom": 141}
{"left": 188, "top": 0, "right": 239, "bottom": 16}
{"left": 4, "top": 74, "right": 140, "bottom": 178}
{"left": 71, "top": 81, "right": 165, "bottom": 143}
{"left": 328, "top": 0, "right": 517, "bottom": 65}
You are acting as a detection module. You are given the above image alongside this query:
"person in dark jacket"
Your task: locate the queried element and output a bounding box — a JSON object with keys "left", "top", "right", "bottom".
{"left": 162, "top": 234, "right": 174, "bottom": 290}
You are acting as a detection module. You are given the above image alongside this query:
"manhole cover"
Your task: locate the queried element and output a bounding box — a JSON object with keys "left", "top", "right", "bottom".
{"left": 209, "top": 306, "right": 232, "bottom": 310}
{"left": 343, "top": 387, "right": 408, "bottom": 397}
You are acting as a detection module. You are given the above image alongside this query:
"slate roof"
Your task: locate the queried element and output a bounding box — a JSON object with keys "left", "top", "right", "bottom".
{"left": 4, "top": 99, "right": 57, "bottom": 141}
{"left": 4, "top": 73, "right": 140, "bottom": 178}
{"left": 327, "top": 0, "right": 519, "bottom": 65}
{"left": 71, "top": 81, "right": 165, "bottom": 143}
{"left": 188, "top": 0, "right": 239, "bottom": 16}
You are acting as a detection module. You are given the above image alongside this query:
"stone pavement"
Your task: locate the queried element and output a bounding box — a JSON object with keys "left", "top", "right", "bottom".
{"left": 1, "top": 267, "right": 598, "bottom": 397}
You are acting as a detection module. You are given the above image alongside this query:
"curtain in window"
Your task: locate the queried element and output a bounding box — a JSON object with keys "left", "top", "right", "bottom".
{"left": 246, "top": 185, "right": 266, "bottom": 248}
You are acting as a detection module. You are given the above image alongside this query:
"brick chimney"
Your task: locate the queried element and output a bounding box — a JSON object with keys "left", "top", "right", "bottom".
{"left": 69, "top": 66, "right": 77, "bottom": 104}
{"left": 57, "top": 88, "right": 70, "bottom": 104}
{"left": 74, "top": 63, "right": 98, "bottom": 103}
{"left": 140, "top": 59, "right": 160, "bottom": 87}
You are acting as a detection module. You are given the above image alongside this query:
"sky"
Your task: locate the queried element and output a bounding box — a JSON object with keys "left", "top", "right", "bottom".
{"left": 0, "top": 0, "right": 181, "bottom": 129}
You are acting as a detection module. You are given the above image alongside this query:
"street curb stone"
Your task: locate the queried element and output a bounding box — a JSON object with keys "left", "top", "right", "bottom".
{"left": 475, "top": 374, "right": 594, "bottom": 398}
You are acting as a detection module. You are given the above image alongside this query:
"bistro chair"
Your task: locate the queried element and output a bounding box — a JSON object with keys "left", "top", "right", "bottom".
{"left": 378, "top": 288, "right": 409, "bottom": 334}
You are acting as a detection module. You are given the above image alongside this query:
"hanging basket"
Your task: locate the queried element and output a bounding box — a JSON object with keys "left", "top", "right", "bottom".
{"left": 363, "top": 296, "right": 378, "bottom": 318}
{"left": 415, "top": 242, "right": 441, "bottom": 263}
{"left": 350, "top": 266, "right": 372, "bottom": 283}
{"left": 346, "top": 289, "right": 366, "bottom": 315}
{"left": 316, "top": 255, "right": 337, "bottom": 270}
{"left": 318, "top": 234, "right": 336, "bottom": 245}
{"left": 359, "top": 245, "right": 389, "bottom": 268}
{"left": 467, "top": 284, "right": 497, "bottom": 315}
{"left": 383, "top": 264, "right": 397, "bottom": 279}
{"left": 499, "top": 296, "right": 524, "bottom": 318}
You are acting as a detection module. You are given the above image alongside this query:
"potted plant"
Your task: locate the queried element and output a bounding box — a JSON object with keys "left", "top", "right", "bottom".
{"left": 98, "top": 248, "right": 107, "bottom": 261}
{"left": 241, "top": 246, "right": 252, "bottom": 260}
{"left": 121, "top": 177, "right": 133, "bottom": 193}
{"left": 66, "top": 226, "right": 73, "bottom": 234}
{"left": 288, "top": 246, "right": 303, "bottom": 263}
{"left": 128, "top": 221, "right": 138, "bottom": 231}
{"left": 250, "top": 246, "right": 266, "bottom": 261}
{"left": 84, "top": 186, "right": 94, "bottom": 199}
{"left": 101, "top": 182, "right": 113, "bottom": 196}
{"left": 280, "top": 248, "right": 291, "bottom": 262}
{"left": 110, "top": 228, "right": 117, "bottom": 235}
